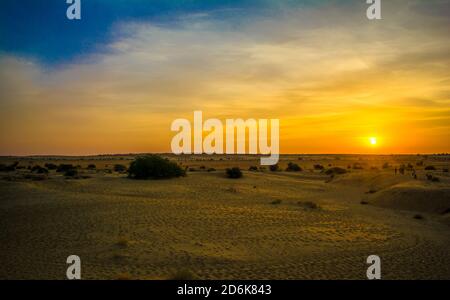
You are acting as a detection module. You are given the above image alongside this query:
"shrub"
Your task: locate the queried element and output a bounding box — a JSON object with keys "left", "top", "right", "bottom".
{"left": 269, "top": 164, "right": 279, "bottom": 172}
{"left": 87, "top": 164, "right": 96, "bottom": 170}
{"left": 57, "top": 164, "right": 75, "bottom": 173}
{"left": 270, "top": 200, "right": 282, "bottom": 205}
{"left": 382, "top": 162, "right": 390, "bottom": 169}
{"left": 114, "top": 164, "right": 127, "bottom": 172}
{"left": 31, "top": 165, "right": 49, "bottom": 174}
{"left": 199, "top": 165, "right": 206, "bottom": 170}
{"left": 413, "top": 214, "right": 424, "bottom": 220}
{"left": 207, "top": 168, "right": 216, "bottom": 172}
{"left": 64, "top": 169, "right": 78, "bottom": 177}
{"left": 286, "top": 162, "right": 302, "bottom": 172}
{"left": 314, "top": 164, "right": 324, "bottom": 170}
{"left": 425, "top": 166, "right": 436, "bottom": 171}
{"left": 324, "top": 167, "right": 347, "bottom": 175}
{"left": 426, "top": 174, "right": 440, "bottom": 182}
{"left": 360, "top": 201, "right": 369, "bottom": 205}
{"left": 226, "top": 167, "right": 242, "bottom": 179}
{"left": 443, "top": 168, "right": 449, "bottom": 173}
{"left": 128, "top": 156, "right": 185, "bottom": 179}
{"left": 298, "top": 201, "right": 319, "bottom": 209}
{"left": 45, "top": 163, "right": 58, "bottom": 170}
{"left": 248, "top": 166, "right": 258, "bottom": 171}
{"left": 0, "top": 162, "right": 18, "bottom": 172}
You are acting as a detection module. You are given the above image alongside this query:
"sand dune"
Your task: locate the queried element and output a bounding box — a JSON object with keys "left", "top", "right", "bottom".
{"left": 0, "top": 154, "right": 449, "bottom": 279}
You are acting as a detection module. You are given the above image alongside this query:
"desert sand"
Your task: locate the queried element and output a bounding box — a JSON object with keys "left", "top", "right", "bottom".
{"left": 0, "top": 154, "right": 449, "bottom": 279}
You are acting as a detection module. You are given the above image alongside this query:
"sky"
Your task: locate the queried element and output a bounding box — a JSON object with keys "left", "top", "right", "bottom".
{"left": 0, "top": 0, "right": 449, "bottom": 155}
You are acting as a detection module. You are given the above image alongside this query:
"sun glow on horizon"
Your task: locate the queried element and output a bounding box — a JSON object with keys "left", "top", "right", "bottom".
{"left": 370, "top": 137, "right": 377, "bottom": 146}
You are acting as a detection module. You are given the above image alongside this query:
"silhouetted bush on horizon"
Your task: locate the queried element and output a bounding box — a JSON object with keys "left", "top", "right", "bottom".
{"left": 269, "top": 164, "right": 279, "bottom": 172}
{"left": 128, "top": 155, "right": 186, "bottom": 180}
{"left": 31, "top": 165, "right": 48, "bottom": 174}
{"left": 45, "top": 163, "right": 57, "bottom": 170}
{"left": 114, "top": 164, "right": 127, "bottom": 172}
{"left": 57, "top": 164, "right": 75, "bottom": 173}
{"left": 226, "top": 167, "right": 243, "bottom": 179}
{"left": 324, "top": 167, "right": 347, "bottom": 175}
{"left": 286, "top": 162, "right": 302, "bottom": 172}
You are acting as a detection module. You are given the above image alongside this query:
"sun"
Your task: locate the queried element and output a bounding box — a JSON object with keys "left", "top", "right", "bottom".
{"left": 369, "top": 137, "right": 377, "bottom": 145}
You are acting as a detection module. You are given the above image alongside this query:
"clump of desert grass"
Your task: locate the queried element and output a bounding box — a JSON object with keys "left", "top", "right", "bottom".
{"left": 64, "top": 169, "right": 78, "bottom": 178}
{"left": 269, "top": 164, "right": 280, "bottom": 172}
{"left": 114, "top": 164, "right": 127, "bottom": 173}
{"left": 426, "top": 174, "right": 440, "bottom": 182}
{"left": 86, "top": 164, "right": 96, "bottom": 170}
{"left": 314, "top": 164, "right": 324, "bottom": 170}
{"left": 324, "top": 167, "right": 347, "bottom": 176}
{"left": 31, "top": 165, "right": 49, "bottom": 174}
{"left": 365, "top": 189, "right": 377, "bottom": 194}
{"left": 248, "top": 166, "right": 258, "bottom": 171}
{"left": 360, "top": 201, "right": 370, "bottom": 205}
{"left": 424, "top": 165, "right": 436, "bottom": 171}
{"left": 226, "top": 167, "right": 243, "bottom": 179}
{"left": 0, "top": 162, "right": 18, "bottom": 172}
{"left": 270, "top": 199, "right": 282, "bottom": 205}
{"left": 128, "top": 155, "right": 185, "bottom": 180}
{"left": 297, "top": 201, "right": 320, "bottom": 210}
{"left": 286, "top": 162, "right": 302, "bottom": 172}
{"left": 44, "top": 163, "right": 57, "bottom": 170}
{"left": 207, "top": 168, "right": 216, "bottom": 172}
{"left": 116, "top": 238, "right": 129, "bottom": 248}
{"left": 56, "top": 164, "right": 75, "bottom": 173}
{"left": 413, "top": 214, "right": 424, "bottom": 220}
{"left": 23, "top": 173, "right": 48, "bottom": 181}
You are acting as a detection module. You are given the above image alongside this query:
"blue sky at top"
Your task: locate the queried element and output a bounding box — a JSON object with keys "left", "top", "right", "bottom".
{"left": 0, "top": 0, "right": 331, "bottom": 64}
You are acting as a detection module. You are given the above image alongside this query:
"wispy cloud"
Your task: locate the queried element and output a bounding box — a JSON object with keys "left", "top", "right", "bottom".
{"left": 0, "top": 0, "right": 449, "bottom": 155}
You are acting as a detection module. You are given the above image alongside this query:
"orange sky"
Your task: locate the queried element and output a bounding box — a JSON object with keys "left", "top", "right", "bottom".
{"left": 0, "top": 1, "right": 449, "bottom": 155}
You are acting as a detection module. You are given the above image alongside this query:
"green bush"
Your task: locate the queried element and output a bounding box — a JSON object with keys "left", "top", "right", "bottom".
{"left": 31, "top": 165, "right": 49, "bottom": 174}
{"left": 57, "top": 164, "right": 75, "bottom": 173}
{"left": 226, "top": 167, "right": 243, "bottom": 179}
{"left": 128, "top": 155, "right": 186, "bottom": 179}
{"left": 286, "top": 162, "right": 302, "bottom": 172}
{"left": 269, "top": 164, "right": 279, "bottom": 172}
{"left": 114, "top": 164, "right": 127, "bottom": 172}
{"left": 45, "top": 163, "right": 58, "bottom": 170}
{"left": 64, "top": 169, "right": 78, "bottom": 177}
{"left": 324, "top": 167, "right": 347, "bottom": 175}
